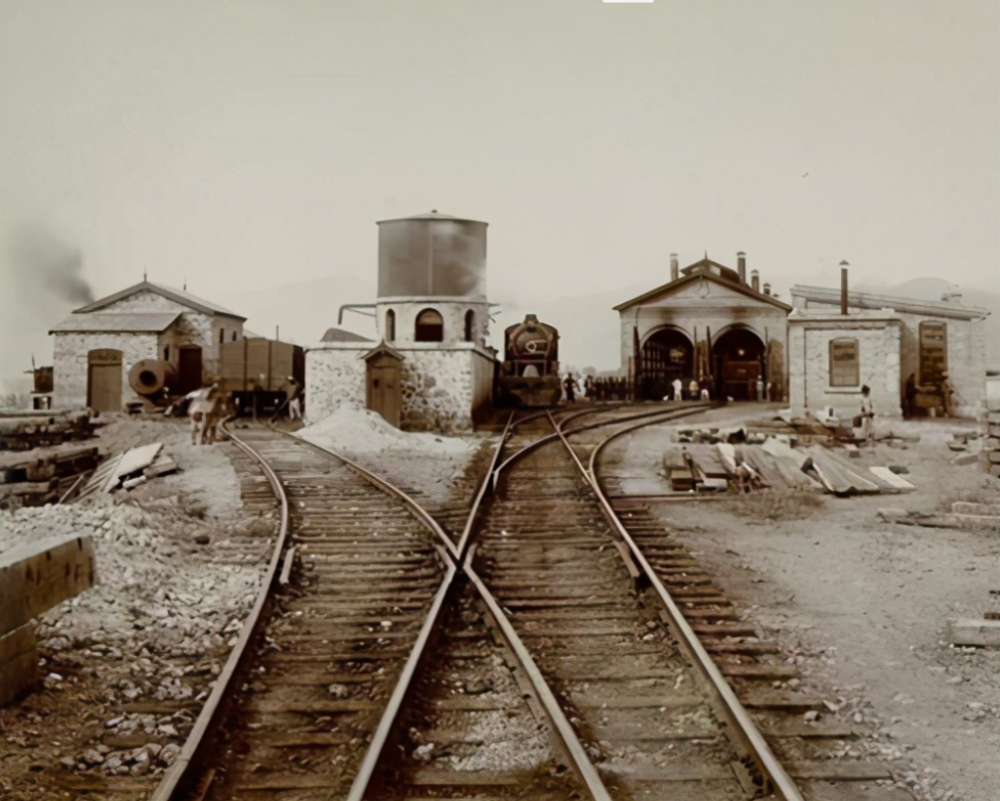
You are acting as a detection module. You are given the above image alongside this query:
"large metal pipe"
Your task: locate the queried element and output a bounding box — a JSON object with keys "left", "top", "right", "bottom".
{"left": 129, "top": 359, "right": 178, "bottom": 397}
{"left": 840, "top": 261, "right": 849, "bottom": 315}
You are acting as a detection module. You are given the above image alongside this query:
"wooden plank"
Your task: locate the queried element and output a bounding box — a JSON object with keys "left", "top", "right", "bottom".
{"left": 762, "top": 436, "right": 811, "bottom": 470}
{"left": 807, "top": 448, "right": 879, "bottom": 495}
{"left": 869, "top": 466, "right": 916, "bottom": 492}
{"left": 685, "top": 445, "right": 730, "bottom": 477}
{"left": 786, "top": 760, "right": 893, "bottom": 780}
{"left": 0, "top": 535, "right": 97, "bottom": 637}
{"left": 716, "top": 443, "right": 739, "bottom": 473}
{"left": 107, "top": 443, "right": 162, "bottom": 490}
{"left": 947, "top": 618, "right": 1000, "bottom": 647}
{"left": 815, "top": 448, "right": 882, "bottom": 494}
{"left": 0, "top": 623, "right": 39, "bottom": 706}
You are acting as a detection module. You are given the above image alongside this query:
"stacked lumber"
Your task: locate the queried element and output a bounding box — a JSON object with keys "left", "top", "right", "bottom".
{"left": 663, "top": 436, "right": 914, "bottom": 497}
{"left": 0, "top": 445, "right": 101, "bottom": 509}
{"left": 0, "top": 410, "right": 96, "bottom": 451}
{"left": 77, "top": 443, "right": 177, "bottom": 499}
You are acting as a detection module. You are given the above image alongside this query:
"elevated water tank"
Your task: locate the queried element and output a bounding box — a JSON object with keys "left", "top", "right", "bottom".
{"left": 377, "top": 211, "right": 487, "bottom": 300}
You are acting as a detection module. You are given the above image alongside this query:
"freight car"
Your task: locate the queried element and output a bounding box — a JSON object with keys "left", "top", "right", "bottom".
{"left": 217, "top": 337, "right": 305, "bottom": 418}
{"left": 128, "top": 337, "right": 305, "bottom": 418}
{"left": 497, "top": 314, "right": 562, "bottom": 408}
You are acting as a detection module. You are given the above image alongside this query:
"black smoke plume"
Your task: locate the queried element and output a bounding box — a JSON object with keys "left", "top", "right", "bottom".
{"left": 8, "top": 223, "right": 94, "bottom": 305}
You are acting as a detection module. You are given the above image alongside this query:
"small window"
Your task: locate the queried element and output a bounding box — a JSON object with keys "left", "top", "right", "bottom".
{"left": 919, "top": 321, "right": 947, "bottom": 386}
{"left": 464, "top": 310, "right": 475, "bottom": 342}
{"left": 219, "top": 328, "right": 225, "bottom": 344}
{"left": 163, "top": 345, "right": 170, "bottom": 361}
{"left": 415, "top": 308, "right": 444, "bottom": 342}
{"left": 232, "top": 331, "right": 237, "bottom": 341}
{"left": 386, "top": 309, "right": 396, "bottom": 341}
{"left": 829, "top": 338, "right": 859, "bottom": 387}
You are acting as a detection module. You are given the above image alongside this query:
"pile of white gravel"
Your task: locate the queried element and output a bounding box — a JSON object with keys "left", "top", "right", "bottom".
{"left": 298, "top": 408, "right": 476, "bottom": 457}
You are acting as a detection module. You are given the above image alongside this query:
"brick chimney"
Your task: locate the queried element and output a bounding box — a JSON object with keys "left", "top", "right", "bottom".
{"left": 840, "top": 261, "right": 849, "bottom": 315}
{"left": 750, "top": 269, "right": 760, "bottom": 293}
{"left": 763, "top": 282, "right": 771, "bottom": 296}
{"left": 670, "top": 253, "right": 679, "bottom": 282}
{"left": 737, "top": 251, "right": 746, "bottom": 284}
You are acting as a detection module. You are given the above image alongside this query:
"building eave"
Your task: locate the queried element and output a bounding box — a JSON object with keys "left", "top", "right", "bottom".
{"left": 614, "top": 272, "right": 792, "bottom": 312}
{"left": 72, "top": 280, "right": 248, "bottom": 321}
{"left": 790, "top": 285, "right": 991, "bottom": 320}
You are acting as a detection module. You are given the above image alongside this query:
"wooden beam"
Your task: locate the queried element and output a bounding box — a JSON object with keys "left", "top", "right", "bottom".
{"left": 0, "top": 534, "right": 97, "bottom": 638}
{"left": 0, "top": 623, "right": 39, "bottom": 706}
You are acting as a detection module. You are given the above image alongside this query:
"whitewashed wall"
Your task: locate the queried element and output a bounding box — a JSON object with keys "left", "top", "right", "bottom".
{"left": 52, "top": 332, "right": 159, "bottom": 409}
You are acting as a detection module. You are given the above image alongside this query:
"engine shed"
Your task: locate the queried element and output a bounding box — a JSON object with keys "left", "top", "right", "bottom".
{"left": 614, "top": 254, "right": 790, "bottom": 402}
{"left": 48, "top": 281, "right": 246, "bottom": 411}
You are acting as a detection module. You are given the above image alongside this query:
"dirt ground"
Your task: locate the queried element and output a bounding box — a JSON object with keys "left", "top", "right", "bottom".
{"left": 604, "top": 403, "right": 1000, "bottom": 801}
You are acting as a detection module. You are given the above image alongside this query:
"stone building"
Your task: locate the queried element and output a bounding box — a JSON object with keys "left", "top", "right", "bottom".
{"left": 49, "top": 281, "right": 245, "bottom": 411}
{"left": 307, "top": 211, "right": 496, "bottom": 433}
{"left": 789, "top": 284, "right": 989, "bottom": 419}
{"left": 614, "top": 253, "right": 790, "bottom": 401}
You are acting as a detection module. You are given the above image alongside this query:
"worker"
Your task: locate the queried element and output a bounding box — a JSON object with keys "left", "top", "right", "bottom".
{"left": 672, "top": 377, "right": 683, "bottom": 402}
{"left": 286, "top": 376, "right": 303, "bottom": 421}
{"left": 756, "top": 377, "right": 765, "bottom": 401}
{"left": 859, "top": 384, "right": 875, "bottom": 444}
{"left": 201, "top": 384, "right": 227, "bottom": 444}
{"left": 584, "top": 374, "right": 595, "bottom": 400}
{"left": 563, "top": 373, "right": 576, "bottom": 403}
{"left": 688, "top": 378, "right": 699, "bottom": 400}
{"left": 187, "top": 386, "right": 209, "bottom": 445}
{"left": 904, "top": 373, "right": 917, "bottom": 419}
{"left": 939, "top": 372, "right": 953, "bottom": 417}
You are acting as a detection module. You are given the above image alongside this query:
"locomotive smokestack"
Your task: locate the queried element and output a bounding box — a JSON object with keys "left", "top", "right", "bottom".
{"left": 737, "top": 251, "right": 746, "bottom": 284}
{"left": 840, "top": 261, "right": 849, "bottom": 315}
{"left": 750, "top": 269, "right": 760, "bottom": 293}
{"left": 670, "top": 253, "right": 679, "bottom": 282}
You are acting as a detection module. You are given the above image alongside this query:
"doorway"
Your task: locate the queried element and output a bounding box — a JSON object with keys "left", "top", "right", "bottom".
{"left": 712, "top": 327, "right": 765, "bottom": 401}
{"left": 639, "top": 328, "right": 693, "bottom": 400}
{"left": 87, "top": 349, "right": 123, "bottom": 412}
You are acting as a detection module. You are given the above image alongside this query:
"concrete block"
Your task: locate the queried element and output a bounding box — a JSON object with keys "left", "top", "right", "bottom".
{"left": 987, "top": 397, "right": 1000, "bottom": 412}
{"left": 989, "top": 424, "right": 1000, "bottom": 438}
{"left": 990, "top": 451, "right": 1000, "bottom": 465}
{"left": 948, "top": 618, "right": 1000, "bottom": 647}
{"left": 988, "top": 412, "right": 1000, "bottom": 425}
{"left": 950, "top": 451, "right": 980, "bottom": 467}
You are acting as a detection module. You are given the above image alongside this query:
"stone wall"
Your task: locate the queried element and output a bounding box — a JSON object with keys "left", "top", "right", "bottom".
{"left": 100, "top": 291, "right": 243, "bottom": 380}
{"left": 984, "top": 378, "right": 1000, "bottom": 477}
{"left": 304, "top": 345, "right": 369, "bottom": 420}
{"left": 306, "top": 342, "right": 495, "bottom": 433}
{"left": 52, "top": 332, "right": 159, "bottom": 409}
{"left": 787, "top": 313, "right": 902, "bottom": 419}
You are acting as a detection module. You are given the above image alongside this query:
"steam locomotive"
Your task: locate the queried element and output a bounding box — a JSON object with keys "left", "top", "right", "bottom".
{"left": 497, "top": 314, "right": 562, "bottom": 408}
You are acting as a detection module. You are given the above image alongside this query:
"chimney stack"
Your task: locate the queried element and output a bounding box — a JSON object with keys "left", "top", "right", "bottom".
{"left": 839, "top": 261, "right": 849, "bottom": 315}
{"left": 670, "top": 253, "right": 679, "bottom": 282}
{"left": 763, "top": 282, "right": 771, "bottom": 296}
{"left": 737, "top": 251, "right": 746, "bottom": 284}
{"left": 750, "top": 269, "right": 760, "bottom": 293}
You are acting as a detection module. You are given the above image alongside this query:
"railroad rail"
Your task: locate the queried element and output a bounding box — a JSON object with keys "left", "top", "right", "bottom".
{"left": 150, "top": 403, "right": 901, "bottom": 800}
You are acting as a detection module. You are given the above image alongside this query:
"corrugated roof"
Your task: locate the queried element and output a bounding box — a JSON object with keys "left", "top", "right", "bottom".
{"left": 73, "top": 281, "right": 246, "bottom": 320}
{"left": 49, "top": 312, "right": 181, "bottom": 334}
{"left": 320, "top": 327, "right": 375, "bottom": 343}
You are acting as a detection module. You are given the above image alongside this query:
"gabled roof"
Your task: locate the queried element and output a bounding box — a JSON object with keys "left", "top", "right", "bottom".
{"left": 72, "top": 281, "right": 246, "bottom": 320}
{"left": 790, "top": 285, "right": 991, "bottom": 321}
{"left": 49, "top": 312, "right": 181, "bottom": 335}
{"left": 320, "top": 327, "right": 375, "bottom": 343}
{"left": 361, "top": 340, "right": 405, "bottom": 362}
{"left": 614, "top": 266, "right": 792, "bottom": 312}
{"left": 679, "top": 256, "right": 741, "bottom": 284}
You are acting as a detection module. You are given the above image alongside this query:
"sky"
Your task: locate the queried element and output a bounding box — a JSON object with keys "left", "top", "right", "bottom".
{"left": 1, "top": 0, "right": 998, "bottom": 388}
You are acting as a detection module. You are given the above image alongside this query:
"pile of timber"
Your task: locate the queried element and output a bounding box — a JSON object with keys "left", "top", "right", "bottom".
{"left": 665, "top": 436, "right": 916, "bottom": 496}
{"left": 0, "top": 410, "right": 96, "bottom": 451}
{"left": 0, "top": 445, "right": 101, "bottom": 509}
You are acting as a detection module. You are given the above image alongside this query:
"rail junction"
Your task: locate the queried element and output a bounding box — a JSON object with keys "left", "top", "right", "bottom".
{"left": 148, "top": 404, "right": 909, "bottom": 801}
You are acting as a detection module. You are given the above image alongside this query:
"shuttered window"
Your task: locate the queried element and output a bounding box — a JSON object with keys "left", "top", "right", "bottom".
{"left": 829, "top": 338, "right": 859, "bottom": 387}
{"left": 919, "top": 322, "right": 947, "bottom": 385}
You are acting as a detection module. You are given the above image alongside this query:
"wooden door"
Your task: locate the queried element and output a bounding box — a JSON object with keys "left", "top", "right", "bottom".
{"left": 87, "top": 349, "right": 123, "bottom": 412}
{"left": 367, "top": 358, "right": 401, "bottom": 428}
{"left": 177, "top": 346, "right": 203, "bottom": 394}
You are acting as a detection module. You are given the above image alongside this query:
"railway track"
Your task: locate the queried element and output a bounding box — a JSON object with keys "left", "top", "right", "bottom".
{"left": 150, "top": 405, "right": 911, "bottom": 800}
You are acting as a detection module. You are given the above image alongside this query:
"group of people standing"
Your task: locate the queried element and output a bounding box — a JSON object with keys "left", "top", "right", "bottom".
{"left": 562, "top": 374, "right": 630, "bottom": 402}
{"left": 664, "top": 377, "right": 712, "bottom": 402}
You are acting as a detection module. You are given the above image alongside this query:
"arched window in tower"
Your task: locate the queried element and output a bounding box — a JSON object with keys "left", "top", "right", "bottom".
{"left": 415, "top": 309, "right": 444, "bottom": 342}
{"left": 385, "top": 309, "right": 396, "bottom": 341}
{"left": 464, "top": 310, "right": 475, "bottom": 343}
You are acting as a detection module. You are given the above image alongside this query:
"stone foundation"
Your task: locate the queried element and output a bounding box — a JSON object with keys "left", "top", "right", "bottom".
{"left": 306, "top": 342, "right": 495, "bottom": 434}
